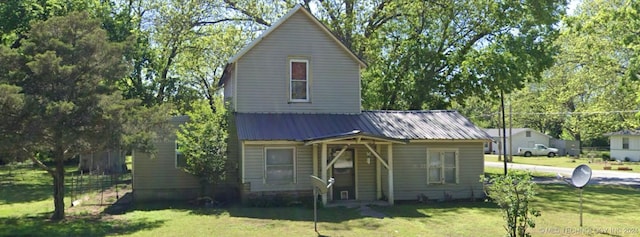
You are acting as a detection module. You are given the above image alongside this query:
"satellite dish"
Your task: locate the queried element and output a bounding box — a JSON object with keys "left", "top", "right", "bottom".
{"left": 571, "top": 164, "right": 592, "bottom": 188}
{"left": 310, "top": 175, "right": 329, "bottom": 194}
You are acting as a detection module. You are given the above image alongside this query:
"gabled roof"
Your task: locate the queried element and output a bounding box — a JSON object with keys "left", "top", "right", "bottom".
{"left": 227, "top": 5, "right": 366, "bottom": 68}
{"left": 235, "top": 111, "right": 491, "bottom": 141}
{"left": 303, "top": 130, "right": 408, "bottom": 145}
{"left": 604, "top": 129, "right": 640, "bottom": 136}
{"left": 218, "top": 5, "right": 367, "bottom": 87}
{"left": 483, "top": 128, "right": 551, "bottom": 138}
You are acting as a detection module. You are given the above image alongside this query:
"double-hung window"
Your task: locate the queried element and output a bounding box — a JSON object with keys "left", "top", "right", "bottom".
{"left": 290, "top": 59, "right": 309, "bottom": 102}
{"left": 265, "top": 148, "right": 296, "bottom": 184}
{"left": 427, "top": 149, "right": 458, "bottom": 184}
{"left": 623, "top": 137, "right": 629, "bottom": 150}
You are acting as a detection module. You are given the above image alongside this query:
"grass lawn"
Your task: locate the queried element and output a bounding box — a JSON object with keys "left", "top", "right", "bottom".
{"left": 485, "top": 154, "right": 640, "bottom": 173}
{"left": 2, "top": 164, "right": 639, "bottom": 236}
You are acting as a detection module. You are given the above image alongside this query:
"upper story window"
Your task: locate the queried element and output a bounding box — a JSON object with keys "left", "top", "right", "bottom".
{"left": 290, "top": 59, "right": 309, "bottom": 102}
{"left": 622, "top": 137, "right": 629, "bottom": 150}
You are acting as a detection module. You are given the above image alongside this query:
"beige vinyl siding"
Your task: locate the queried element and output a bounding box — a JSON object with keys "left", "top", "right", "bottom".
{"left": 392, "top": 142, "right": 484, "bottom": 201}
{"left": 235, "top": 10, "right": 360, "bottom": 114}
{"left": 223, "top": 65, "right": 235, "bottom": 107}
{"left": 355, "top": 146, "right": 376, "bottom": 200}
{"left": 244, "top": 143, "right": 313, "bottom": 192}
{"left": 132, "top": 119, "right": 200, "bottom": 200}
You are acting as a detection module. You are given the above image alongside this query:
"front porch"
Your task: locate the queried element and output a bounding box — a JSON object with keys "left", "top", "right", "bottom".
{"left": 306, "top": 130, "right": 407, "bottom": 205}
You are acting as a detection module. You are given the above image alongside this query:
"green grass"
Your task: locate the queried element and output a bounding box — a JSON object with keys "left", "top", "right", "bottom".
{"left": 2, "top": 164, "right": 640, "bottom": 236}
{"left": 485, "top": 154, "right": 640, "bottom": 173}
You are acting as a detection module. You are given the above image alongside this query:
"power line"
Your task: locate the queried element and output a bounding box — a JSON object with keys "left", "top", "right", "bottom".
{"left": 472, "top": 110, "right": 640, "bottom": 117}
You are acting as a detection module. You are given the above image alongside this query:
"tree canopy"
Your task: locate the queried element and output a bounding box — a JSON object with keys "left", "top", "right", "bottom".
{"left": 466, "top": 0, "right": 640, "bottom": 147}
{"left": 0, "top": 11, "right": 168, "bottom": 220}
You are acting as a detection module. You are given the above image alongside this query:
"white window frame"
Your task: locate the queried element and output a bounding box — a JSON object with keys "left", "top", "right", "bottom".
{"left": 289, "top": 59, "right": 309, "bottom": 102}
{"left": 426, "top": 149, "right": 459, "bottom": 184}
{"left": 175, "top": 140, "right": 186, "bottom": 168}
{"left": 622, "top": 137, "right": 629, "bottom": 150}
{"left": 264, "top": 147, "right": 297, "bottom": 184}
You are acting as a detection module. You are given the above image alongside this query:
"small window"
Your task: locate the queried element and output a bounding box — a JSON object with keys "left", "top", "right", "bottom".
{"left": 427, "top": 150, "right": 458, "bottom": 184}
{"left": 265, "top": 148, "right": 296, "bottom": 184}
{"left": 525, "top": 131, "right": 531, "bottom": 137}
{"left": 622, "top": 137, "right": 629, "bottom": 150}
{"left": 176, "top": 141, "right": 187, "bottom": 168}
{"left": 290, "top": 59, "right": 309, "bottom": 102}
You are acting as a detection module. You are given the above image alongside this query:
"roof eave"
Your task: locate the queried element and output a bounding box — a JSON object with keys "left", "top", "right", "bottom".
{"left": 304, "top": 131, "right": 407, "bottom": 145}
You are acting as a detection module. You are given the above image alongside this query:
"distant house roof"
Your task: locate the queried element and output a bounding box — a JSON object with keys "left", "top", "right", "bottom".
{"left": 235, "top": 111, "right": 491, "bottom": 141}
{"left": 483, "top": 128, "right": 551, "bottom": 138}
{"left": 604, "top": 129, "right": 640, "bottom": 136}
{"left": 218, "top": 4, "right": 366, "bottom": 88}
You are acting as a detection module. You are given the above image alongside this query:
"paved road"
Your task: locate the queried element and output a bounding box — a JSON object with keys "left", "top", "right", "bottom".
{"left": 486, "top": 162, "right": 640, "bottom": 187}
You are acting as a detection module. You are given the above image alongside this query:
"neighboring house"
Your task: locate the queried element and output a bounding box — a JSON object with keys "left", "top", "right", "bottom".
{"left": 549, "top": 138, "right": 581, "bottom": 157}
{"left": 605, "top": 129, "right": 640, "bottom": 162}
{"left": 484, "top": 128, "right": 552, "bottom": 156}
{"left": 79, "top": 149, "right": 126, "bottom": 173}
{"left": 133, "top": 5, "right": 491, "bottom": 205}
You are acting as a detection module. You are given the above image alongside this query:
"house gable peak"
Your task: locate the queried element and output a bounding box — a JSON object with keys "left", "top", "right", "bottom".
{"left": 227, "top": 4, "right": 366, "bottom": 68}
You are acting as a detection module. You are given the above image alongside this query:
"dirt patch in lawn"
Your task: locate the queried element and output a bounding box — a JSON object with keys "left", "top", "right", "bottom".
{"left": 67, "top": 180, "right": 132, "bottom": 218}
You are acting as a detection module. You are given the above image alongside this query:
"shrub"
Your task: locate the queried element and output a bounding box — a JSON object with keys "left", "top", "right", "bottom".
{"left": 481, "top": 172, "right": 541, "bottom": 237}
{"left": 601, "top": 152, "right": 611, "bottom": 161}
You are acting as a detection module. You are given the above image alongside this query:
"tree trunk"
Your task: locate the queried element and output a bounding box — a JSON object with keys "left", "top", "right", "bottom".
{"left": 51, "top": 150, "right": 66, "bottom": 220}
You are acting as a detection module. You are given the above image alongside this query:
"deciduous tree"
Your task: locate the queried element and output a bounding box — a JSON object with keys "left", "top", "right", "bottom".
{"left": 176, "top": 99, "right": 229, "bottom": 198}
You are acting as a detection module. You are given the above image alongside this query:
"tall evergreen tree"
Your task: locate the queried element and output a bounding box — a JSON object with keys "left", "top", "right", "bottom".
{"left": 0, "top": 12, "right": 167, "bottom": 220}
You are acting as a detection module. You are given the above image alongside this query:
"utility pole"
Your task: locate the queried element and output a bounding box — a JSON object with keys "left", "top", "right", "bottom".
{"left": 501, "top": 90, "right": 507, "bottom": 175}
{"left": 509, "top": 99, "right": 513, "bottom": 162}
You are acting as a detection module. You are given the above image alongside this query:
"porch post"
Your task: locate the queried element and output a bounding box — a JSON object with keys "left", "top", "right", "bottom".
{"left": 387, "top": 143, "right": 394, "bottom": 204}
{"left": 376, "top": 144, "right": 382, "bottom": 199}
{"left": 312, "top": 144, "right": 318, "bottom": 177}
{"left": 321, "top": 143, "right": 328, "bottom": 205}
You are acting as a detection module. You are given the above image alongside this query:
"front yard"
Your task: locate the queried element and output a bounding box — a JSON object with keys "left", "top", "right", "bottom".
{"left": 485, "top": 154, "right": 640, "bottom": 173}
{"left": 1, "top": 164, "right": 639, "bottom": 236}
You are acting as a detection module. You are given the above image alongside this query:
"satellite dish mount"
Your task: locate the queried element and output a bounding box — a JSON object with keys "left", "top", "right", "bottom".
{"left": 310, "top": 175, "right": 335, "bottom": 234}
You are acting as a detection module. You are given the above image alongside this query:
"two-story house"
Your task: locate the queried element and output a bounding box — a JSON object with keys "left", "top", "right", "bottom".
{"left": 133, "top": 5, "right": 491, "bottom": 205}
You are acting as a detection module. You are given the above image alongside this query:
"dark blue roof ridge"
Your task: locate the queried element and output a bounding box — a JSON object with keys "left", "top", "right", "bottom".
{"left": 233, "top": 111, "right": 362, "bottom": 115}
{"left": 363, "top": 110, "right": 459, "bottom": 113}
{"left": 233, "top": 110, "right": 461, "bottom": 115}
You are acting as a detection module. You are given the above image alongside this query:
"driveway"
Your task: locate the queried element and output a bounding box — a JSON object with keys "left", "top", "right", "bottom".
{"left": 485, "top": 162, "right": 640, "bottom": 187}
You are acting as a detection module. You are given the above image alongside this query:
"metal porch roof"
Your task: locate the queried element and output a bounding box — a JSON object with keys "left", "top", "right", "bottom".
{"left": 235, "top": 110, "right": 491, "bottom": 141}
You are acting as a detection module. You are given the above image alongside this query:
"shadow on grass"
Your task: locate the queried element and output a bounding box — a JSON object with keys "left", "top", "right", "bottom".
{"left": 0, "top": 215, "right": 164, "bottom": 237}
{"left": 0, "top": 182, "right": 53, "bottom": 204}
{"left": 0, "top": 165, "right": 103, "bottom": 205}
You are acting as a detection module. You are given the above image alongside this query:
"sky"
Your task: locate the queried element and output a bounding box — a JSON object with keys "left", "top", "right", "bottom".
{"left": 567, "top": 0, "right": 582, "bottom": 16}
